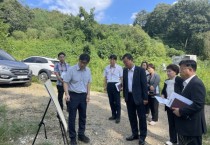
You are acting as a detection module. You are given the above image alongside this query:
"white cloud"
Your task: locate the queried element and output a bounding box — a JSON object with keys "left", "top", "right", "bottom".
{"left": 95, "top": 11, "right": 105, "bottom": 22}
{"left": 172, "top": 1, "right": 178, "bottom": 5}
{"left": 131, "top": 12, "right": 137, "bottom": 20}
{"left": 42, "top": 0, "right": 112, "bottom": 22}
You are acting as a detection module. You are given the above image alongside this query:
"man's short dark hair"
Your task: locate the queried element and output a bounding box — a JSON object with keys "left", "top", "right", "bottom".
{"left": 167, "top": 64, "right": 179, "bottom": 75}
{"left": 148, "top": 63, "right": 155, "bottom": 70}
{"left": 58, "top": 52, "right": 66, "bottom": 57}
{"left": 179, "top": 60, "right": 197, "bottom": 71}
{"left": 79, "top": 53, "right": 90, "bottom": 62}
{"left": 122, "top": 53, "right": 133, "bottom": 61}
{"left": 109, "top": 54, "right": 117, "bottom": 60}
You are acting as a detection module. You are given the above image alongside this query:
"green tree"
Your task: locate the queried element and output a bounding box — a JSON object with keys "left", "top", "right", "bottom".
{"left": 189, "top": 31, "right": 210, "bottom": 59}
{"left": 0, "top": 0, "right": 34, "bottom": 33}
{"left": 12, "top": 30, "right": 27, "bottom": 40}
{"left": 133, "top": 10, "right": 149, "bottom": 28}
{"left": 26, "top": 28, "right": 39, "bottom": 39}
{"left": 0, "top": 18, "right": 9, "bottom": 48}
{"left": 165, "top": 0, "right": 210, "bottom": 51}
{"left": 40, "top": 27, "right": 60, "bottom": 39}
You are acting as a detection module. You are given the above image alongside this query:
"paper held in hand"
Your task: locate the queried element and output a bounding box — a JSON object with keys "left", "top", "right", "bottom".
{"left": 155, "top": 92, "right": 193, "bottom": 109}
{"left": 115, "top": 82, "right": 122, "bottom": 92}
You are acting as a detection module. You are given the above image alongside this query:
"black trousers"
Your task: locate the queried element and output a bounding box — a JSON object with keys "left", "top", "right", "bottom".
{"left": 68, "top": 92, "right": 87, "bottom": 140}
{"left": 178, "top": 134, "right": 202, "bottom": 145}
{"left": 107, "top": 82, "right": 121, "bottom": 119}
{"left": 57, "top": 85, "right": 67, "bottom": 110}
{"left": 126, "top": 93, "right": 147, "bottom": 141}
{"left": 166, "top": 107, "right": 177, "bottom": 143}
{"left": 148, "top": 96, "right": 159, "bottom": 121}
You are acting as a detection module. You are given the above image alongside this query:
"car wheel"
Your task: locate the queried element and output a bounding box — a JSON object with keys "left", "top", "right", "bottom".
{"left": 38, "top": 72, "right": 49, "bottom": 83}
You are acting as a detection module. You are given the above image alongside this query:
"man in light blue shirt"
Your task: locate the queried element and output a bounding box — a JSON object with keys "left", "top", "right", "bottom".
{"left": 104, "top": 54, "right": 123, "bottom": 123}
{"left": 63, "top": 54, "right": 91, "bottom": 145}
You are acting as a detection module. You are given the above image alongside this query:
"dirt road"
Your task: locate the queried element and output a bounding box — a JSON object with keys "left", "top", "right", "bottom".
{"left": 0, "top": 83, "right": 209, "bottom": 145}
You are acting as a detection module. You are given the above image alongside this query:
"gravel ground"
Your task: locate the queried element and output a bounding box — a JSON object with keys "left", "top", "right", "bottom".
{"left": 0, "top": 83, "right": 209, "bottom": 145}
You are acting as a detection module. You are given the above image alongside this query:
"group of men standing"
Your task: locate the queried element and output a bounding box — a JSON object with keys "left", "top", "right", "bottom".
{"left": 54, "top": 52, "right": 207, "bottom": 145}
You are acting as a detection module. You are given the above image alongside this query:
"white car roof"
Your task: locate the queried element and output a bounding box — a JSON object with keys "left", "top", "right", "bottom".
{"left": 26, "top": 56, "right": 59, "bottom": 61}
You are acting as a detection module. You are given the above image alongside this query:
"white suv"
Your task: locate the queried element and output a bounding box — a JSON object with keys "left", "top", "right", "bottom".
{"left": 22, "top": 56, "right": 59, "bottom": 82}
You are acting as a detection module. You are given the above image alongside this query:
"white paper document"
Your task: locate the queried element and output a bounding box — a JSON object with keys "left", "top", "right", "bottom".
{"left": 154, "top": 96, "right": 170, "bottom": 106}
{"left": 115, "top": 82, "right": 122, "bottom": 92}
{"left": 155, "top": 92, "right": 193, "bottom": 108}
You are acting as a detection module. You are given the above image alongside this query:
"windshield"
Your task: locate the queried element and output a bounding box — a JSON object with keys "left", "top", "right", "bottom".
{"left": 0, "top": 50, "right": 16, "bottom": 61}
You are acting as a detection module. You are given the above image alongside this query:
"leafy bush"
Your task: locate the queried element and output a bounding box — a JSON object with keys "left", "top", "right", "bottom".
{"left": 12, "top": 30, "right": 27, "bottom": 40}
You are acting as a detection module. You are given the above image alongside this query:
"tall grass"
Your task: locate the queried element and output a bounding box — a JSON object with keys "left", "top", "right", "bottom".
{"left": 0, "top": 105, "right": 38, "bottom": 145}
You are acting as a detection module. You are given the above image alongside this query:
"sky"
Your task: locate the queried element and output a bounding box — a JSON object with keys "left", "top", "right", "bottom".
{"left": 22, "top": 0, "right": 177, "bottom": 25}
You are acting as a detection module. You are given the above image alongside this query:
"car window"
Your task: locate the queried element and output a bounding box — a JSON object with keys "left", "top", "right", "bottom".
{"left": 23, "top": 57, "right": 36, "bottom": 63}
{"left": 0, "top": 50, "right": 15, "bottom": 61}
{"left": 36, "top": 58, "right": 48, "bottom": 63}
{"left": 51, "top": 60, "right": 59, "bottom": 64}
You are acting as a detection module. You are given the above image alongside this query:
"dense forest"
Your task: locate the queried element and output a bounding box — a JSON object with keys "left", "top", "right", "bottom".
{"left": 134, "top": 0, "right": 210, "bottom": 59}
{"left": 0, "top": 0, "right": 210, "bottom": 102}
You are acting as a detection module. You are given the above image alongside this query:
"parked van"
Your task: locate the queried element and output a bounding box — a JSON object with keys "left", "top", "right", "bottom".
{"left": 0, "top": 49, "right": 32, "bottom": 85}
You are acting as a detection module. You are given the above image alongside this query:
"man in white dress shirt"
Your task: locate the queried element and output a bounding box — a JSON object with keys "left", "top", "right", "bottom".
{"left": 104, "top": 54, "right": 123, "bottom": 123}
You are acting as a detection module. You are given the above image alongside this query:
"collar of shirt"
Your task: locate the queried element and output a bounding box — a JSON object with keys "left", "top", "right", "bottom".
{"left": 165, "top": 76, "right": 176, "bottom": 85}
{"left": 76, "top": 63, "right": 86, "bottom": 71}
{"left": 59, "top": 61, "right": 65, "bottom": 65}
{"left": 128, "top": 65, "right": 135, "bottom": 71}
{"left": 109, "top": 64, "right": 116, "bottom": 68}
{"left": 183, "top": 75, "right": 196, "bottom": 88}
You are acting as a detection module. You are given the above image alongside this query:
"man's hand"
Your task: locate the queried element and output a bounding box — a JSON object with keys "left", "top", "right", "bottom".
{"left": 86, "top": 94, "right": 90, "bottom": 103}
{"left": 65, "top": 94, "right": 70, "bottom": 102}
{"left": 143, "top": 100, "right": 148, "bottom": 105}
{"left": 172, "top": 107, "right": 181, "bottom": 117}
{"left": 150, "top": 86, "right": 154, "bottom": 91}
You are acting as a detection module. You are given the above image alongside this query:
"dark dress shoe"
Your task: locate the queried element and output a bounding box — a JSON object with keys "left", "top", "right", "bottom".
{"left": 78, "top": 135, "right": 90, "bottom": 143}
{"left": 115, "top": 118, "right": 120, "bottom": 123}
{"left": 126, "top": 135, "right": 139, "bottom": 141}
{"left": 139, "top": 139, "right": 145, "bottom": 145}
{"left": 108, "top": 116, "right": 116, "bottom": 120}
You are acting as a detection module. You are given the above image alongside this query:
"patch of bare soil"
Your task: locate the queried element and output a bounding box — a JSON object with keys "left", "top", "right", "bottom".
{"left": 0, "top": 83, "right": 209, "bottom": 145}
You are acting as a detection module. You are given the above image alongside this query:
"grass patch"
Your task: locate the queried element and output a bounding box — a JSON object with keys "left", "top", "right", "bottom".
{"left": 31, "top": 75, "right": 39, "bottom": 83}
{"left": 0, "top": 105, "right": 38, "bottom": 145}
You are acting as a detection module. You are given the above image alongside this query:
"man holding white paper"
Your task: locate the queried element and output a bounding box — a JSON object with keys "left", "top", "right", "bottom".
{"left": 172, "top": 60, "right": 207, "bottom": 145}
{"left": 104, "top": 54, "right": 123, "bottom": 123}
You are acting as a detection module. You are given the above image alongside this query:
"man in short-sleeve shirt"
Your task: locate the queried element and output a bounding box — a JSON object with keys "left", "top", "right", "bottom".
{"left": 63, "top": 54, "right": 91, "bottom": 145}
{"left": 54, "top": 52, "right": 70, "bottom": 110}
{"left": 104, "top": 54, "right": 123, "bottom": 123}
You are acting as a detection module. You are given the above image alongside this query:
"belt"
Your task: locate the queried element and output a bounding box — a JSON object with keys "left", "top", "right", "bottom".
{"left": 69, "top": 91, "right": 86, "bottom": 94}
